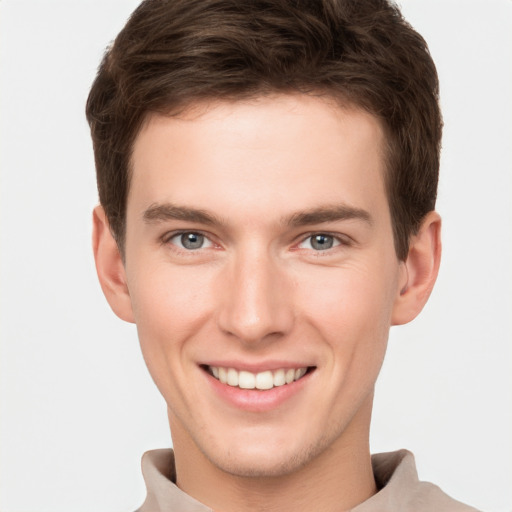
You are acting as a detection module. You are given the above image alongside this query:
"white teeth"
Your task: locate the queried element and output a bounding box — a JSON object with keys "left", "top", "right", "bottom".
{"left": 295, "top": 368, "right": 307, "bottom": 380}
{"left": 227, "top": 368, "right": 239, "bottom": 386}
{"left": 209, "top": 365, "right": 309, "bottom": 390}
{"left": 255, "top": 371, "right": 273, "bottom": 390}
{"left": 273, "top": 369, "right": 286, "bottom": 387}
{"left": 239, "top": 370, "right": 255, "bottom": 389}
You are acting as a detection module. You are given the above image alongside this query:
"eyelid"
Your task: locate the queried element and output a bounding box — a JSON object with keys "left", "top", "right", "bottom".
{"left": 160, "top": 229, "right": 353, "bottom": 252}
{"left": 294, "top": 231, "right": 354, "bottom": 250}
{"left": 162, "top": 229, "right": 218, "bottom": 250}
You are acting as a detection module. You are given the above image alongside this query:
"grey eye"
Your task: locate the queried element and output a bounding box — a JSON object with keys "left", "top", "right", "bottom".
{"left": 169, "top": 232, "right": 213, "bottom": 250}
{"left": 181, "top": 232, "right": 204, "bottom": 249}
{"left": 310, "top": 234, "right": 334, "bottom": 250}
{"left": 298, "top": 233, "right": 340, "bottom": 251}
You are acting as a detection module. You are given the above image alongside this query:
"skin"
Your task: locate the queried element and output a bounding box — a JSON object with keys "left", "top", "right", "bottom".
{"left": 93, "top": 94, "right": 441, "bottom": 512}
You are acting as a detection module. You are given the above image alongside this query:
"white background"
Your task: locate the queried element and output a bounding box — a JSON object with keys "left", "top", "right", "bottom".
{"left": 1, "top": 1, "right": 511, "bottom": 511}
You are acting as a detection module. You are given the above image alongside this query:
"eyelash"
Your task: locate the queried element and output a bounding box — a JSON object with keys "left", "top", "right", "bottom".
{"left": 162, "top": 230, "right": 217, "bottom": 253}
{"left": 162, "top": 230, "right": 352, "bottom": 254}
{"left": 295, "top": 232, "right": 353, "bottom": 254}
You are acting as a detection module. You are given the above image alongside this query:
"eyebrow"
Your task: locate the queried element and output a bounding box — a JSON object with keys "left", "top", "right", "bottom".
{"left": 143, "top": 203, "right": 225, "bottom": 226}
{"left": 142, "top": 202, "right": 373, "bottom": 228}
{"left": 285, "top": 205, "right": 373, "bottom": 228}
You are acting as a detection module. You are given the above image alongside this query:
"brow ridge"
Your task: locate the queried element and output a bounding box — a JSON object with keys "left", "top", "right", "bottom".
{"left": 142, "top": 202, "right": 372, "bottom": 229}
{"left": 285, "top": 205, "right": 373, "bottom": 227}
{"left": 143, "top": 203, "right": 224, "bottom": 226}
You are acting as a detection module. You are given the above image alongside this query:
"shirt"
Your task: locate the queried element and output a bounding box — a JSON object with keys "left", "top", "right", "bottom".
{"left": 136, "top": 449, "right": 480, "bottom": 511}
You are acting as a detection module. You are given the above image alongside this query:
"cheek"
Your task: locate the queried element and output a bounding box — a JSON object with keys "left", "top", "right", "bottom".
{"left": 299, "top": 263, "right": 395, "bottom": 326}
{"left": 295, "top": 261, "right": 398, "bottom": 366}
{"left": 130, "top": 262, "right": 213, "bottom": 330}
{"left": 126, "top": 262, "right": 215, "bottom": 386}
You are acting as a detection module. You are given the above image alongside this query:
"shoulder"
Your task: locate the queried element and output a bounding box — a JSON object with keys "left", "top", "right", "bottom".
{"left": 404, "top": 478, "right": 481, "bottom": 512}
{"left": 351, "top": 450, "right": 481, "bottom": 512}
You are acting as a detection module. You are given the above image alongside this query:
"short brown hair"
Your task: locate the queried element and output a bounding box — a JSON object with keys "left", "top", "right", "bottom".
{"left": 86, "top": 0, "right": 442, "bottom": 260}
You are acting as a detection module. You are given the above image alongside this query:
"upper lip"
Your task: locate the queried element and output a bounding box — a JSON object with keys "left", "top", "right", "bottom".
{"left": 200, "top": 360, "right": 315, "bottom": 373}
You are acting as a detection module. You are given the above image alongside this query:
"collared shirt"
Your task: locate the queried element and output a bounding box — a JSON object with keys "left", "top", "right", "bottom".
{"left": 136, "top": 449, "right": 480, "bottom": 511}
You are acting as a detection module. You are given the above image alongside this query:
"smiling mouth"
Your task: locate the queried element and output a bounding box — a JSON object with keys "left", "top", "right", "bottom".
{"left": 204, "top": 365, "right": 314, "bottom": 390}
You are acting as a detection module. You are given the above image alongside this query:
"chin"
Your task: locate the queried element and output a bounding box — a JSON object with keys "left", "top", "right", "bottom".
{"left": 209, "top": 451, "right": 305, "bottom": 479}
{"left": 201, "top": 431, "right": 332, "bottom": 479}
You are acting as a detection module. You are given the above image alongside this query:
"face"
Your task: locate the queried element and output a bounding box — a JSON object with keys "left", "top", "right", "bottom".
{"left": 124, "top": 95, "right": 404, "bottom": 477}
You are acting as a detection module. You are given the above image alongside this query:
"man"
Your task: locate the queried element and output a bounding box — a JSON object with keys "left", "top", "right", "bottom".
{"left": 86, "top": 0, "right": 479, "bottom": 510}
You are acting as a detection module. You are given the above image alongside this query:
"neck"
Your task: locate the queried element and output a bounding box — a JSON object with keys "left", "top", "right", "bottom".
{"left": 170, "top": 396, "right": 377, "bottom": 512}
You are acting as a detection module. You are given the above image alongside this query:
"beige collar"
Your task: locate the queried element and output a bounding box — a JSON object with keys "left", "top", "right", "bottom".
{"left": 136, "top": 448, "right": 478, "bottom": 512}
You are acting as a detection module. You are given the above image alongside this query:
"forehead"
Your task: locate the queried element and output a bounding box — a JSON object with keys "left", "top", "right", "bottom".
{"left": 128, "top": 94, "right": 388, "bottom": 226}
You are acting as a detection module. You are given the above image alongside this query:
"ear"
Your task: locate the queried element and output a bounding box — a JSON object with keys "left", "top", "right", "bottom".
{"left": 92, "top": 205, "right": 135, "bottom": 323}
{"left": 392, "top": 211, "right": 442, "bottom": 325}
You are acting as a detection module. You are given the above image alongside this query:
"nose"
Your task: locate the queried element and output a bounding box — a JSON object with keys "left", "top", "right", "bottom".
{"left": 216, "top": 249, "right": 294, "bottom": 346}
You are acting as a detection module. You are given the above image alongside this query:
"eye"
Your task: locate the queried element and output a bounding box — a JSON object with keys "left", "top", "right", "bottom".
{"left": 298, "top": 233, "right": 341, "bottom": 251}
{"left": 168, "top": 232, "right": 213, "bottom": 250}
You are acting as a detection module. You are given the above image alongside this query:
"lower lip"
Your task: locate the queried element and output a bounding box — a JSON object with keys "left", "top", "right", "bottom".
{"left": 203, "top": 369, "right": 312, "bottom": 412}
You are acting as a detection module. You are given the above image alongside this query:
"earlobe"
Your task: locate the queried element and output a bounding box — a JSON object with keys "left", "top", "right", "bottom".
{"left": 92, "top": 205, "right": 135, "bottom": 323}
{"left": 391, "top": 211, "right": 442, "bottom": 325}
